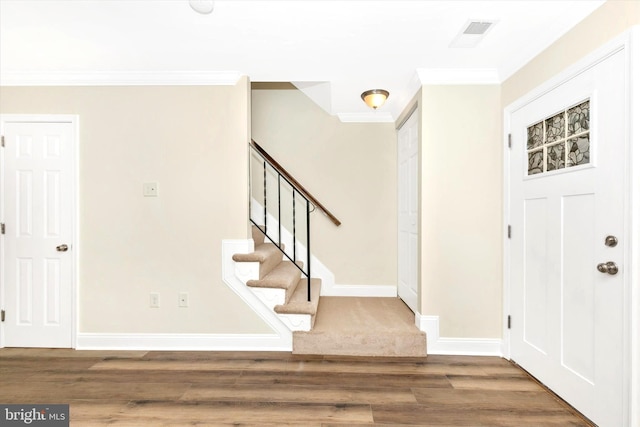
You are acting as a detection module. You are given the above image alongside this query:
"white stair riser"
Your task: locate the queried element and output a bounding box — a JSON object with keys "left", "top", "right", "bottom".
{"left": 248, "top": 287, "right": 286, "bottom": 308}
{"left": 234, "top": 261, "right": 260, "bottom": 283}
{"left": 278, "top": 313, "right": 312, "bottom": 332}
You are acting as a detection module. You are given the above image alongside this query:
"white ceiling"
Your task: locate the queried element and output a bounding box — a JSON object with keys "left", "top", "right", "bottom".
{"left": 0, "top": 0, "right": 605, "bottom": 121}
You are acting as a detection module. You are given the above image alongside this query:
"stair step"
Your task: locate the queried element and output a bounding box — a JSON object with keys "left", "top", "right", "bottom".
{"left": 274, "top": 278, "right": 321, "bottom": 327}
{"left": 232, "top": 242, "right": 283, "bottom": 279}
{"left": 292, "top": 297, "right": 427, "bottom": 357}
{"left": 247, "top": 261, "right": 304, "bottom": 303}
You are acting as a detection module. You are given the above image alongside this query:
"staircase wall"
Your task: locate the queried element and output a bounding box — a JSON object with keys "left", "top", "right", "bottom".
{"left": 1, "top": 78, "right": 279, "bottom": 338}
{"left": 252, "top": 84, "right": 398, "bottom": 288}
{"left": 249, "top": 198, "right": 396, "bottom": 297}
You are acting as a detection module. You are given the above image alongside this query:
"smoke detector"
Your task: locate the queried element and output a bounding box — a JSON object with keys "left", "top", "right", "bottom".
{"left": 450, "top": 20, "right": 497, "bottom": 48}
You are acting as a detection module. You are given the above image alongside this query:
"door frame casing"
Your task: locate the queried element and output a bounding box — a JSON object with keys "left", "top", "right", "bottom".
{"left": 0, "top": 114, "right": 79, "bottom": 349}
{"left": 397, "top": 104, "right": 420, "bottom": 313}
{"left": 503, "top": 28, "right": 639, "bottom": 426}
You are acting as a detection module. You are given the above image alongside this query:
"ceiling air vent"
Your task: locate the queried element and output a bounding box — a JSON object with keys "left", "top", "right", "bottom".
{"left": 463, "top": 21, "right": 493, "bottom": 35}
{"left": 450, "top": 20, "right": 497, "bottom": 48}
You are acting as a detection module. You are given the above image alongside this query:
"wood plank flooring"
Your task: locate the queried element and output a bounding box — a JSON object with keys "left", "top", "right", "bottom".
{"left": 0, "top": 349, "right": 593, "bottom": 426}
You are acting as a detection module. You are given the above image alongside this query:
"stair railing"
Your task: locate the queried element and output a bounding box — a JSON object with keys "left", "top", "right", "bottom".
{"left": 249, "top": 140, "right": 341, "bottom": 302}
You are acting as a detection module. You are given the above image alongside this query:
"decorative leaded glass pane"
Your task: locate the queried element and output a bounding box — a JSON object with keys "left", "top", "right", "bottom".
{"left": 526, "top": 98, "right": 590, "bottom": 177}
{"left": 567, "top": 100, "right": 590, "bottom": 136}
{"left": 528, "top": 150, "right": 543, "bottom": 175}
{"left": 546, "top": 143, "right": 565, "bottom": 171}
{"left": 527, "top": 122, "right": 544, "bottom": 149}
{"left": 545, "top": 112, "right": 565, "bottom": 143}
{"left": 567, "top": 135, "right": 590, "bottom": 167}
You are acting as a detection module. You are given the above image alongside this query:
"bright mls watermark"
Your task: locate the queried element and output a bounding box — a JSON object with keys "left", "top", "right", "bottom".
{"left": 0, "top": 405, "right": 69, "bottom": 426}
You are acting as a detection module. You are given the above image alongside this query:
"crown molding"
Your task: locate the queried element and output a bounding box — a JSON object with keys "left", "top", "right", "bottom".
{"left": 0, "top": 70, "right": 242, "bottom": 86}
{"left": 417, "top": 68, "right": 501, "bottom": 85}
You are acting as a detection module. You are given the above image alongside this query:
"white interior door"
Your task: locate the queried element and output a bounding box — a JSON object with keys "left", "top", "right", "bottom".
{"left": 508, "top": 50, "right": 626, "bottom": 426}
{"left": 397, "top": 109, "right": 418, "bottom": 312}
{"left": 1, "top": 117, "right": 76, "bottom": 348}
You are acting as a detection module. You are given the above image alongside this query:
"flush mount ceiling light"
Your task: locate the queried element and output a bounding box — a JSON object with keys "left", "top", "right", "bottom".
{"left": 189, "top": 0, "right": 214, "bottom": 15}
{"left": 361, "top": 89, "right": 389, "bottom": 110}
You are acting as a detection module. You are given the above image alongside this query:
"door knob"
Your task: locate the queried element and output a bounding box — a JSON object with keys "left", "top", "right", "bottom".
{"left": 604, "top": 235, "right": 618, "bottom": 247}
{"left": 56, "top": 244, "right": 69, "bottom": 252}
{"left": 597, "top": 261, "right": 618, "bottom": 275}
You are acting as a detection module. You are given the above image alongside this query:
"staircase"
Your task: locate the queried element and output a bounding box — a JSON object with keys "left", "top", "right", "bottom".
{"left": 232, "top": 226, "right": 427, "bottom": 357}
{"left": 232, "top": 226, "right": 321, "bottom": 332}
{"left": 235, "top": 140, "right": 427, "bottom": 357}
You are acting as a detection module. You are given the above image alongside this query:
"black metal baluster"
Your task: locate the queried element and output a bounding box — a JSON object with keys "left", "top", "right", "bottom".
{"left": 306, "top": 199, "right": 311, "bottom": 302}
{"left": 293, "top": 189, "right": 296, "bottom": 263}
{"left": 263, "top": 161, "right": 267, "bottom": 234}
{"left": 277, "top": 175, "right": 281, "bottom": 248}
{"left": 252, "top": 143, "right": 318, "bottom": 303}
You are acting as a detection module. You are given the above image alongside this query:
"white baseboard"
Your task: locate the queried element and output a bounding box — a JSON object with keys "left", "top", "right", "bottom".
{"left": 417, "top": 314, "right": 503, "bottom": 356}
{"left": 75, "top": 333, "right": 291, "bottom": 351}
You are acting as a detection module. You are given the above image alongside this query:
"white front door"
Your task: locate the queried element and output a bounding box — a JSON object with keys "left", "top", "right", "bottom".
{"left": 508, "top": 50, "right": 626, "bottom": 426}
{"left": 1, "top": 117, "right": 76, "bottom": 348}
{"left": 397, "top": 108, "right": 419, "bottom": 312}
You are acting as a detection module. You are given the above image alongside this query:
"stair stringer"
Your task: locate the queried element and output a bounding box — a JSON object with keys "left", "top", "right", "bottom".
{"left": 221, "top": 239, "right": 292, "bottom": 350}
{"left": 227, "top": 239, "right": 314, "bottom": 332}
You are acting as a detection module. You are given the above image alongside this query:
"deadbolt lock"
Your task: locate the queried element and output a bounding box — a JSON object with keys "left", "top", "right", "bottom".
{"left": 604, "top": 235, "right": 618, "bottom": 247}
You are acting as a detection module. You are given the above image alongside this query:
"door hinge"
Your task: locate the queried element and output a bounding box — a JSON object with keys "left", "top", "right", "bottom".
{"left": 507, "top": 315, "right": 511, "bottom": 329}
{"left": 0, "top": 223, "right": 5, "bottom": 235}
{"left": 508, "top": 133, "right": 512, "bottom": 149}
{"left": 507, "top": 225, "right": 511, "bottom": 239}
{"left": 1, "top": 135, "right": 4, "bottom": 147}
{"left": 1, "top": 310, "right": 5, "bottom": 322}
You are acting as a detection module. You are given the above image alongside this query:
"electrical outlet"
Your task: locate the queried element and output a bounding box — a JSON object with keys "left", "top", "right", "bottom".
{"left": 178, "top": 292, "right": 188, "bottom": 308}
{"left": 150, "top": 292, "right": 160, "bottom": 308}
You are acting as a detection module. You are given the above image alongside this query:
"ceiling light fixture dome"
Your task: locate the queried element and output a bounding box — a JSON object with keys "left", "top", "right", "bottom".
{"left": 361, "top": 89, "right": 389, "bottom": 110}
{"left": 189, "top": 0, "right": 215, "bottom": 15}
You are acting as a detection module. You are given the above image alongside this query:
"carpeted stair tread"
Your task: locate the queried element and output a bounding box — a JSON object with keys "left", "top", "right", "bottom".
{"left": 292, "top": 296, "right": 427, "bottom": 357}
{"left": 247, "top": 260, "right": 303, "bottom": 291}
{"left": 274, "top": 278, "right": 321, "bottom": 316}
{"left": 232, "top": 242, "right": 283, "bottom": 279}
{"left": 231, "top": 242, "right": 280, "bottom": 263}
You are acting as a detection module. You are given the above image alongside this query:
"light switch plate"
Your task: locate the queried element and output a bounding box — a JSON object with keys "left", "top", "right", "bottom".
{"left": 179, "top": 292, "right": 188, "bottom": 308}
{"left": 143, "top": 182, "right": 158, "bottom": 197}
{"left": 150, "top": 292, "right": 160, "bottom": 308}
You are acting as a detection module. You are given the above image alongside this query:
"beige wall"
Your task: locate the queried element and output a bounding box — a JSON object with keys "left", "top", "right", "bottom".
{"left": 1, "top": 0, "right": 633, "bottom": 341}
{"left": 0, "top": 80, "right": 273, "bottom": 334}
{"left": 502, "top": 0, "right": 640, "bottom": 106}
{"left": 252, "top": 85, "right": 397, "bottom": 286}
{"left": 420, "top": 85, "right": 503, "bottom": 338}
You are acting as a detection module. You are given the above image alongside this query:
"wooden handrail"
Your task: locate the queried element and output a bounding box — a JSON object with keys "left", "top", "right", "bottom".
{"left": 250, "top": 140, "right": 341, "bottom": 226}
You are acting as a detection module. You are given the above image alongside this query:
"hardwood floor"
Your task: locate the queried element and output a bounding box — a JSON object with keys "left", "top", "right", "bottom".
{"left": 0, "top": 349, "right": 593, "bottom": 426}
